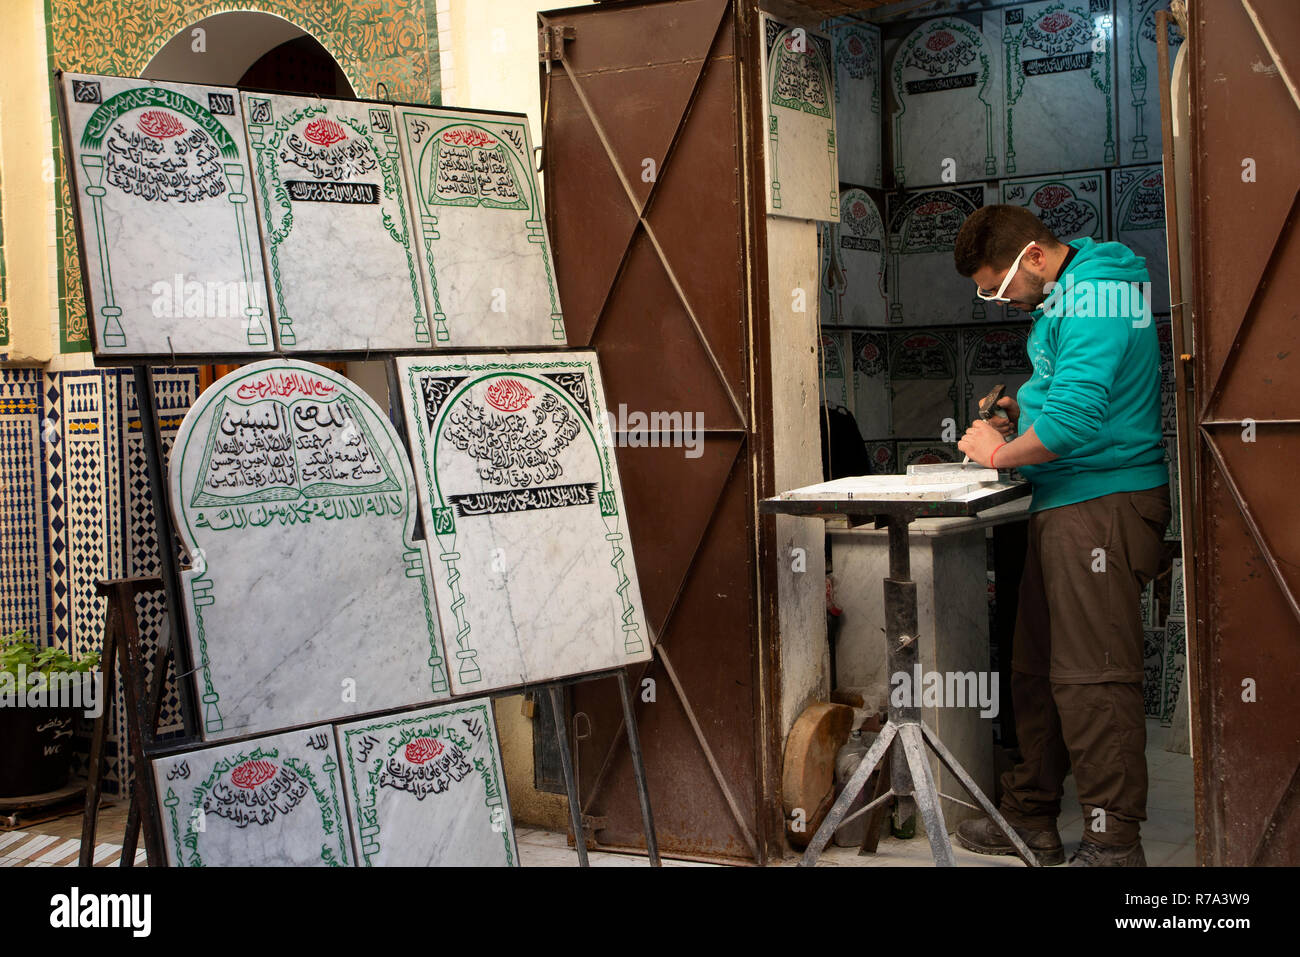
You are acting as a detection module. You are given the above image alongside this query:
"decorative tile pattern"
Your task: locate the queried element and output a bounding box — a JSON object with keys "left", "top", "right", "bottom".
{"left": 1002, "top": 1, "right": 1117, "bottom": 177}
{"left": 888, "top": 329, "right": 961, "bottom": 439}
{"left": 1112, "top": 164, "right": 1170, "bottom": 314}
{"left": 1001, "top": 171, "right": 1107, "bottom": 241}
{"left": 828, "top": 20, "right": 882, "bottom": 188}
{"left": 395, "top": 105, "right": 564, "bottom": 347}
{"left": 887, "top": 14, "right": 1003, "bottom": 188}
{"left": 170, "top": 360, "right": 449, "bottom": 740}
{"left": 336, "top": 700, "right": 517, "bottom": 867}
{"left": 886, "top": 185, "right": 995, "bottom": 325}
{"left": 761, "top": 14, "right": 839, "bottom": 221}
{"left": 865, "top": 439, "right": 896, "bottom": 474}
{"left": 821, "top": 188, "right": 889, "bottom": 328}
{"left": 154, "top": 724, "right": 352, "bottom": 867}
{"left": 396, "top": 352, "right": 651, "bottom": 694}
{"left": 59, "top": 73, "right": 274, "bottom": 358}
{"left": 1156, "top": 315, "right": 1176, "bottom": 432}
{"left": 46, "top": 0, "right": 442, "bottom": 353}
{"left": 0, "top": 369, "right": 48, "bottom": 642}
{"left": 1116, "top": 0, "right": 1183, "bottom": 165}
{"left": 244, "top": 93, "right": 428, "bottom": 352}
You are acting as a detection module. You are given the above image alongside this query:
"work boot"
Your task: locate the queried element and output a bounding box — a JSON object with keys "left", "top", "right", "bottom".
{"left": 955, "top": 815, "right": 1065, "bottom": 866}
{"left": 1069, "top": 837, "right": 1146, "bottom": 867}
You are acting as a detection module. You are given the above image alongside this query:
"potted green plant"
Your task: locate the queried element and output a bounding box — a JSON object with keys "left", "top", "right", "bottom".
{"left": 0, "top": 628, "right": 100, "bottom": 798}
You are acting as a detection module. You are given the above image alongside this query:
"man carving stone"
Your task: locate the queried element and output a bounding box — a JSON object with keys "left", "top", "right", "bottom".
{"left": 952, "top": 205, "right": 1170, "bottom": 867}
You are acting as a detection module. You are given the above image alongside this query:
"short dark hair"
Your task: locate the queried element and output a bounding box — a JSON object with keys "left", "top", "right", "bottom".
{"left": 953, "top": 205, "right": 1062, "bottom": 277}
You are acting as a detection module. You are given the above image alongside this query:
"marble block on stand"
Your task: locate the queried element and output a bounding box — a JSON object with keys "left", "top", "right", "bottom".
{"left": 394, "top": 105, "right": 565, "bottom": 347}
{"left": 243, "top": 92, "right": 428, "bottom": 351}
{"left": 153, "top": 725, "right": 353, "bottom": 866}
{"left": 396, "top": 352, "right": 651, "bottom": 695}
{"left": 59, "top": 73, "right": 274, "bottom": 358}
{"left": 829, "top": 499, "right": 1032, "bottom": 829}
{"left": 336, "top": 700, "right": 517, "bottom": 866}
{"left": 170, "top": 360, "right": 450, "bottom": 740}
{"left": 760, "top": 14, "right": 840, "bottom": 222}
{"left": 885, "top": 15, "right": 1004, "bottom": 188}
{"left": 1001, "top": 1, "right": 1118, "bottom": 177}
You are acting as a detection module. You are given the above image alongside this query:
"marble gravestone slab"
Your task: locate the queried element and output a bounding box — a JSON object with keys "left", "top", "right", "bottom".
{"left": 153, "top": 725, "right": 352, "bottom": 867}
{"left": 886, "top": 185, "right": 996, "bottom": 326}
{"left": 394, "top": 105, "right": 565, "bottom": 347}
{"left": 59, "top": 73, "right": 273, "bottom": 358}
{"left": 821, "top": 189, "right": 889, "bottom": 328}
{"left": 760, "top": 14, "right": 840, "bottom": 222}
{"left": 243, "top": 93, "right": 428, "bottom": 351}
{"left": 818, "top": 330, "right": 851, "bottom": 410}
{"left": 1002, "top": 172, "right": 1106, "bottom": 242}
{"left": 886, "top": 15, "right": 1003, "bottom": 188}
{"left": 1112, "top": 164, "right": 1170, "bottom": 314}
{"left": 889, "top": 329, "right": 961, "bottom": 440}
{"left": 829, "top": 20, "right": 882, "bottom": 188}
{"left": 336, "top": 700, "right": 516, "bottom": 866}
{"left": 1001, "top": 1, "right": 1118, "bottom": 177}
{"left": 1157, "top": 316, "right": 1176, "bottom": 432}
{"left": 1117, "top": 0, "right": 1183, "bottom": 165}
{"left": 170, "top": 360, "right": 449, "bottom": 740}
{"left": 396, "top": 352, "right": 651, "bottom": 695}
{"left": 851, "top": 331, "right": 890, "bottom": 439}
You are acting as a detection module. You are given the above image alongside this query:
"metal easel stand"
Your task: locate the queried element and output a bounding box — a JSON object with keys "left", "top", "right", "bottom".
{"left": 80, "top": 366, "right": 201, "bottom": 867}
{"left": 545, "top": 667, "right": 660, "bottom": 867}
{"left": 800, "top": 515, "right": 1039, "bottom": 868}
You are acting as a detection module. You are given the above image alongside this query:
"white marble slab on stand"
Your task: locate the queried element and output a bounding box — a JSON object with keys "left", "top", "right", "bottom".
{"left": 396, "top": 352, "right": 650, "bottom": 695}
{"left": 335, "top": 700, "right": 517, "bottom": 866}
{"left": 394, "top": 105, "right": 564, "bottom": 347}
{"left": 59, "top": 73, "right": 273, "bottom": 357}
{"left": 243, "top": 92, "right": 428, "bottom": 351}
{"left": 773, "top": 473, "right": 999, "bottom": 502}
{"left": 169, "top": 359, "right": 449, "bottom": 741}
{"left": 153, "top": 725, "right": 352, "bottom": 866}
{"left": 760, "top": 14, "right": 840, "bottom": 221}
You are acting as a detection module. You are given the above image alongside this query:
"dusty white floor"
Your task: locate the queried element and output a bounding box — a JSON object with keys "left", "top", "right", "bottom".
{"left": 518, "top": 719, "right": 1197, "bottom": 868}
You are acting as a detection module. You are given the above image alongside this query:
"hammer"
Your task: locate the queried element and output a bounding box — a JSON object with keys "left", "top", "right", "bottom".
{"left": 961, "top": 383, "right": 1008, "bottom": 465}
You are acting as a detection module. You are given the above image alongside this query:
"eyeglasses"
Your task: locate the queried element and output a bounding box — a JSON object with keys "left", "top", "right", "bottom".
{"left": 975, "top": 242, "right": 1037, "bottom": 303}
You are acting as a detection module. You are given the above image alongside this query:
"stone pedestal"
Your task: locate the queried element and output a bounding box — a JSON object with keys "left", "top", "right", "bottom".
{"left": 829, "top": 499, "right": 1029, "bottom": 831}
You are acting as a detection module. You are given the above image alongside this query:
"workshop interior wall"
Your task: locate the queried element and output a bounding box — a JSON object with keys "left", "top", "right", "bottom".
{"left": 817, "top": 0, "right": 1186, "bottom": 718}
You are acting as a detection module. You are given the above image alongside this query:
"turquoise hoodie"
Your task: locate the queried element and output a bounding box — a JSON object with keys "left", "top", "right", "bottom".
{"left": 1015, "top": 236, "right": 1168, "bottom": 512}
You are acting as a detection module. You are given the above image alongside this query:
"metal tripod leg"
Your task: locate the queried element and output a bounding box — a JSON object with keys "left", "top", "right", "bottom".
{"left": 800, "top": 721, "right": 897, "bottom": 865}
{"left": 899, "top": 723, "right": 954, "bottom": 866}
{"left": 920, "top": 720, "right": 1039, "bottom": 866}
{"left": 614, "top": 669, "right": 660, "bottom": 866}
{"left": 549, "top": 684, "right": 589, "bottom": 867}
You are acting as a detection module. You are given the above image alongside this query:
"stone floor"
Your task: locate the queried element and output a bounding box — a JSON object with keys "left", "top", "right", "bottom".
{"left": 3, "top": 719, "right": 1194, "bottom": 867}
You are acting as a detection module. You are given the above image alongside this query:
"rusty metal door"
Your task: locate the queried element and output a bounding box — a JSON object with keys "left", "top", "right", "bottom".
{"left": 1188, "top": 0, "right": 1300, "bottom": 865}
{"left": 539, "top": 0, "right": 781, "bottom": 862}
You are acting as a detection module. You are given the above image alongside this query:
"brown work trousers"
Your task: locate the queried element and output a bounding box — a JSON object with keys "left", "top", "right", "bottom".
{"left": 998, "top": 484, "right": 1171, "bottom": 847}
